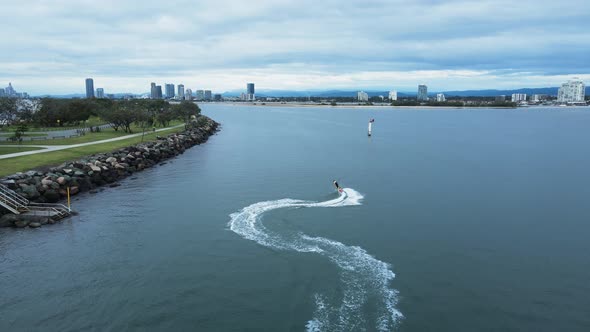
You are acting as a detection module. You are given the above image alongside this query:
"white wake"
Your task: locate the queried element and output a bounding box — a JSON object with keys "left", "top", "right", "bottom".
{"left": 229, "top": 188, "right": 403, "bottom": 331}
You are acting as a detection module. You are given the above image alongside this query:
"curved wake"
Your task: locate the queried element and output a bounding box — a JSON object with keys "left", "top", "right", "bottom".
{"left": 229, "top": 188, "right": 402, "bottom": 331}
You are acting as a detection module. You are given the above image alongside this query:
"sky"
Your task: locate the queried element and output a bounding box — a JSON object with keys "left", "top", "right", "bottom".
{"left": 1, "top": 0, "right": 589, "bottom": 95}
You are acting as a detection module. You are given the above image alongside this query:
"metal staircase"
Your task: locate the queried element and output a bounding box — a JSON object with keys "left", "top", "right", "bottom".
{"left": 0, "top": 183, "right": 71, "bottom": 221}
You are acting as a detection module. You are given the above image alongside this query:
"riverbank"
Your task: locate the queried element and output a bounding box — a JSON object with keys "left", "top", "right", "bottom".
{"left": 0, "top": 116, "right": 219, "bottom": 228}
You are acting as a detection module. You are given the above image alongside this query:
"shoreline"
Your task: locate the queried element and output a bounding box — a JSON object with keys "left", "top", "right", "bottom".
{"left": 207, "top": 102, "right": 526, "bottom": 109}
{"left": 0, "top": 116, "right": 220, "bottom": 228}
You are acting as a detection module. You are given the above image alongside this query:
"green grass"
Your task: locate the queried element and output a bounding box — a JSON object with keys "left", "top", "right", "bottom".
{"left": 0, "top": 146, "right": 45, "bottom": 155}
{"left": 0, "top": 116, "right": 107, "bottom": 133}
{"left": 0, "top": 126, "right": 186, "bottom": 177}
{"left": 0, "top": 121, "right": 183, "bottom": 146}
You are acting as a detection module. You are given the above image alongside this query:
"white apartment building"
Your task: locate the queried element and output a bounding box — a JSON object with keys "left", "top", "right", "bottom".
{"left": 389, "top": 90, "right": 398, "bottom": 101}
{"left": 511, "top": 93, "right": 527, "bottom": 102}
{"left": 358, "top": 91, "right": 369, "bottom": 102}
{"left": 436, "top": 93, "right": 446, "bottom": 102}
{"left": 558, "top": 79, "right": 585, "bottom": 103}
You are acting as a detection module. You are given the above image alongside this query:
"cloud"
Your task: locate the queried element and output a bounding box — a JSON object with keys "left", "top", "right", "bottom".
{"left": 0, "top": 0, "right": 589, "bottom": 94}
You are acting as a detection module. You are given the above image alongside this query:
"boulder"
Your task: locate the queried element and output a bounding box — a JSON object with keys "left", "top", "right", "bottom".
{"left": 70, "top": 186, "right": 79, "bottom": 195}
{"left": 57, "top": 177, "right": 66, "bottom": 185}
{"left": 21, "top": 184, "right": 40, "bottom": 200}
{"left": 14, "top": 219, "right": 30, "bottom": 228}
{"left": 43, "top": 189, "right": 60, "bottom": 203}
{"left": 106, "top": 157, "right": 117, "bottom": 164}
{"left": 29, "top": 222, "right": 41, "bottom": 228}
{"left": 89, "top": 165, "right": 102, "bottom": 172}
{"left": 0, "top": 214, "right": 19, "bottom": 228}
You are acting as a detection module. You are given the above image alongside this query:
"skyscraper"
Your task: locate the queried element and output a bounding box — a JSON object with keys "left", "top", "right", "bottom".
{"left": 96, "top": 88, "right": 105, "bottom": 98}
{"left": 436, "top": 93, "right": 446, "bottom": 102}
{"left": 511, "top": 93, "right": 527, "bottom": 102}
{"left": 185, "top": 89, "right": 193, "bottom": 100}
{"left": 155, "top": 85, "right": 163, "bottom": 99}
{"left": 558, "top": 79, "right": 585, "bottom": 103}
{"left": 247, "top": 83, "right": 255, "bottom": 101}
{"left": 150, "top": 82, "right": 156, "bottom": 99}
{"left": 178, "top": 84, "right": 185, "bottom": 100}
{"left": 417, "top": 84, "right": 428, "bottom": 101}
{"left": 85, "top": 78, "right": 95, "bottom": 98}
{"left": 196, "top": 90, "right": 205, "bottom": 100}
{"left": 204, "top": 90, "right": 212, "bottom": 100}
{"left": 165, "top": 84, "right": 175, "bottom": 99}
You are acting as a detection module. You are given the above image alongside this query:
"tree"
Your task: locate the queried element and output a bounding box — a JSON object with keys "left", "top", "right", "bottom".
{"left": 173, "top": 101, "right": 201, "bottom": 123}
{"left": 0, "top": 98, "right": 17, "bottom": 127}
{"left": 12, "top": 123, "right": 28, "bottom": 146}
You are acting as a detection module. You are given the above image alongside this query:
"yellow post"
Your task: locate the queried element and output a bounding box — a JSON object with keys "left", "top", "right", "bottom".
{"left": 67, "top": 187, "right": 71, "bottom": 212}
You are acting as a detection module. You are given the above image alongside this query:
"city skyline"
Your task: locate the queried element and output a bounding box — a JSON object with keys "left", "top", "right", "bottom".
{"left": 1, "top": 0, "right": 589, "bottom": 95}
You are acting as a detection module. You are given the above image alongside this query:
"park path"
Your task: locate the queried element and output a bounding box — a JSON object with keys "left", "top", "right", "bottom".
{"left": 0, "top": 124, "right": 185, "bottom": 160}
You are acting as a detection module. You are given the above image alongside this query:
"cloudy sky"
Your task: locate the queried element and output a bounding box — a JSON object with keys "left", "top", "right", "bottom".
{"left": 2, "top": 0, "right": 589, "bottom": 95}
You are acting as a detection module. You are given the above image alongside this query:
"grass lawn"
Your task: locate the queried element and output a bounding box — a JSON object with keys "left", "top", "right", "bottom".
{"left": 0, "top": 146, "right": 45, "bottom": 155}
{"left": 0, "top": 126, "right": 186, "bottom": 177}
{"left": 0, "top": 121, "right": 183, "bottom": 146}
{"left": 0, "top": 116, "right": 107, "bottom": 133}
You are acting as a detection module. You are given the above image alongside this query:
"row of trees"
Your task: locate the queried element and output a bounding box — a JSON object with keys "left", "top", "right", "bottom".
{"left": 0, "top": 98, "right": 200, "bottom": 131}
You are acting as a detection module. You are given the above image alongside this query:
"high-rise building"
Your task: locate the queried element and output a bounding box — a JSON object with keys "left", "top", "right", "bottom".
{"left": 511, "top": 93, "right": 527, "bottom": 102}
{"left": 155, "top": 85, "right": 163, "bottom": 99}
{"left": 357, "top": 91, "right": 369, "bottom": 102}
{"left": 246, "top": 83, "right": 255, "bottom": 101}
{"left": 214, "top": 94, "right": 222, "bottom": 101}
{"left": 196, "top": 90, "right": 205, "bottom": 100}
{"left": 96, "top": 88, "right": 105, "bottom": 98}
{"left": 417, "top": 84, "right": 428, "bottom": 101}
{"left": 165, "top": 84, "right": 175, "bottom": 99}
{"left": 558, "top": 79, "right": 585, "bottom": 103}
{"left": 178, "top": 84, "right": 185, "bottom": 100}
{"left": 436, "top": 93, "right": 446, "bottom": 102}
{"left": 5, "top": 83, "right": 16, "bottom": 96}
{"left": 150, "top": 82, "right": 156, "bottom": 99}
{"left": 185, "top": 89, "right": 193, "bottom": 100}
{"left": 204, "top": 90, "right": 212, "bottom": 100}
{"left": 0, "top": 88, "right": 5, "bottom": 97}
{"left": 388, "top": 90, "right": 398, "bottom": 101}
{"left": 85, "top": 78, "right": 95, "bottom": 98}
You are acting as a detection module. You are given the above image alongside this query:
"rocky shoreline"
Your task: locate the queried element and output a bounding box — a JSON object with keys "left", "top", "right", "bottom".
{"left": 0, "top": 116, "right": 219, "bottom": 228}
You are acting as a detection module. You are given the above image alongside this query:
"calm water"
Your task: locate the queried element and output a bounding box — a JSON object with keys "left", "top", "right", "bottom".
{"left": 1, "top": 105, "right": 590, "bottom": 331}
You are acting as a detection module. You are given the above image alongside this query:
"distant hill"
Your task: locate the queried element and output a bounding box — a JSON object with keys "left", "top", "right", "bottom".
{"left": 223, "top": 87, "right": 590, "bottom": 98}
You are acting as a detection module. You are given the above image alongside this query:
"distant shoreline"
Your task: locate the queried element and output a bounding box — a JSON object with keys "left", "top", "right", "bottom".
{"left": 208, "top": 102, "right": 525, "bottom": 109}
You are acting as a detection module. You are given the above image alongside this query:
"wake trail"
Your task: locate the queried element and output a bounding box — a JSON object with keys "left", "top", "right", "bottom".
{"left": 229, "top": 188, "right": 402, "bottom": 331}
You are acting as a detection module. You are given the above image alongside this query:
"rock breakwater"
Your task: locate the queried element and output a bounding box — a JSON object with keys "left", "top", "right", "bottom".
{"left": 0, "top": 117, "right": 219, "bottom": 228}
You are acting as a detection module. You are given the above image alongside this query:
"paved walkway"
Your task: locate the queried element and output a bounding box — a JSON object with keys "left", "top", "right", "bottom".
{"left": 0, "top": 124, "right": 185, "bottom": 160}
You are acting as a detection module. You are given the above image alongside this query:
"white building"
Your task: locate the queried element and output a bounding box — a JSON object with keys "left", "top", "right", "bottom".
{"left": 357, "top": 91, "right": 369, "bottom": 102}
{"left": 558, "top": 79, "right": 585, "bottom": 103}
{"left": 389, "top": 90, "right": 398, "bottom": 101}
{"left": 511, "top": 93, "right": 527, "bottom": 102}
{"left": 436, "top": 93, "right": 446, "bottom": 102}
{"left": 96, "top": 88, "right": 105, "bottom": 99}
{"left": 178, "top": 84, "right": 185, "bottom": 100}
{"left": 185, "top": 89, "right": 193, "bottom": 100}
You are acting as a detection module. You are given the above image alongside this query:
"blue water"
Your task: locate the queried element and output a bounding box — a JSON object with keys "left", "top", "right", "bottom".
{"left": 1, "top": 104, "right": 590, "bottom": 331}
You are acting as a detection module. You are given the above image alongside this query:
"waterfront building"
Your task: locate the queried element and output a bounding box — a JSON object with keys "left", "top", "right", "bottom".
{"left": 85, "top": 78, "right": 95, "bottom": 98}
{"left": 155, "top": 85, "right": 163, "bottom": 99}
{"left": 96, "top": 88, "right": 105, "bottom": 98}
{"left": 417, "top": 84, "right": 428, "bottom": 101}
{"left": 186, "top": 89, "right": 193, "bottom": 100}
{"left": 214, "top": 94, "right": 222, "bottom": 101}
{"left": 165, "top": 84, "right": 175, "bottom": 99}
{"left": 389, "top": 90, "right": 397, "bottom": 101}
{"left": 240, "top": 92, "right": 246, "bottom": 101}
{"left": 436, "top": 93, "right": 446, "bottom": 102}
{"left": 558, "top": 79, "right": 585, "bottom": 103}
{"left": 0, "top": 88, "right": 5, "bottom": 97}
{"left": 511, "top": 93, "right": 527, "bottom": 102}
{"left": 178, "top": 84, "right": 185, "bottom": 100}
{"left": 247, "top": 83, "right": 255, "bottom": 101}
{"left": 205, "top": 90, "right": 212, "bottom": 100}
{"left": 357, "top": 91, "right": 369, "bottom": 102}
{"left": 495, "top": 95, "right": 506, "bottom": 102}
{"left": 196, "top": 90, "right": 205, "bottom": 100}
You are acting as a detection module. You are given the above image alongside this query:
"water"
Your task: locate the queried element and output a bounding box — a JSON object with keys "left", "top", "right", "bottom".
{"left": 1, "top": 104, "right": 590, "bottom": 331}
